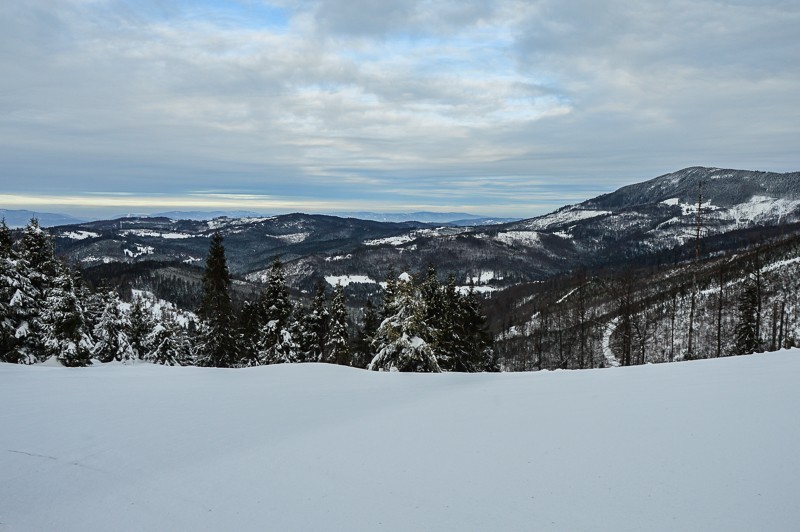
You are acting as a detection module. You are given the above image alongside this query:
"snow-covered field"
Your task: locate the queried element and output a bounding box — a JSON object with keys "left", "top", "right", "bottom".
{"left": 2, "top": 352, "right": 799, "bottom": 531}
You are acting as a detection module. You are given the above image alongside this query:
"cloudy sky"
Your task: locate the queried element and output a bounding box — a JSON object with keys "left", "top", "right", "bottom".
{"left": 1, "top": 0, "right": 798, "bottom": 218}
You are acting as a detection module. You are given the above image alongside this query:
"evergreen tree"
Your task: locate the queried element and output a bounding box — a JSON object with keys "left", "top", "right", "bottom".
{"left": 92, "top": 290, "right": 135, "bottom": 362}
{"left": 456, "top": 286, "right": 499, "bottom": 372}
{"left": 196, "top": 231, "right": 236, "bottom": 367}
{"left": 301, "top": 281, "right": 329, "bottom": 362}
{"left": 0, "top": 219, "right": 12, "bottom": 257}
{"left": 0, "top": 231, "right": 40, "bottom": 363}
{"left": 40, "top": 271, "right": 93, "bottom": 366}
{"left": 144, "top": 310, "right": 185, "bottom": 365}
{"left": 326, "top": 283, "right": 350, "bottom": 365}
{"left": 735, "top": 273, "right": 761, "bottom": 355}
{"left": 238, "top": 299, "right": 262, "bottom": 366}
{"left": 353, "top": 299, "right": 379, "bottom": 368}
{"left": 256, "top": 257, "right": 295, "bottom": 364}
{"left": 128, "top": 298, "right": 156, "bottom": 360}
{"left": 369, "top": 273, "right": 440, "bottom": 372}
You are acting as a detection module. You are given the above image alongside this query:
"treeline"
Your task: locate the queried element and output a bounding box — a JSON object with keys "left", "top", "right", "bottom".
{"left": 1, "top": 221, "right": 496, "bottom": 372}
{"left": 494, "top": 233, "right": 800, "bottom": 371}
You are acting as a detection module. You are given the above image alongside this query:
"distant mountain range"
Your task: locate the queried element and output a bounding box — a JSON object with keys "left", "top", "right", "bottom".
{"left": 45, "top": 167, "right": 800, "bottom": 296}
{"left": 0, "top": 209, "right": 86, "bottom": 228}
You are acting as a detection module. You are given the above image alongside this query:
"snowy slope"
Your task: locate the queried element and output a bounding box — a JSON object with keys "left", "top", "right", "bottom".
{"left": 2, "top": 352, "right": 799, "bottom": 531}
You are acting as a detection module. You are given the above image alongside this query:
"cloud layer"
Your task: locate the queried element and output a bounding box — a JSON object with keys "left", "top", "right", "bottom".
{"left": 1, "top": 0, "right": 798, "bottom": 217}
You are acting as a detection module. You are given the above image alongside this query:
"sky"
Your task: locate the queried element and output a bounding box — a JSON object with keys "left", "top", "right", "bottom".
{"left": 1, "top": 0, "right": 798, "bottom": 219}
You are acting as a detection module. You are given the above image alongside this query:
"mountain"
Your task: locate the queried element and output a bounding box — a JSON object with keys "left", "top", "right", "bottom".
{"left": 0, "top": 209, "right": 86, "bottom": 228}
{"left": 329, "top": 211, "right": 517, "bottom": 224}
{"left": 49, "top": 167, "right": 800, "bottom": 295}
{"left": 147, "top": 210, "right": 265, "bottom": 220}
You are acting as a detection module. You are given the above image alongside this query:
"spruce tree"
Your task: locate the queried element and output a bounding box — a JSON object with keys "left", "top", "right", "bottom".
{"left": 196, "top": 231, "right": 236, "bottom": 367}
{"left": 0, "top": 223, "right": 39, "bottom": 363}
{"left": 92, "top": 290, "right": 135, "bottom": 363}
{"left": 735, "top": 273, "right": 760, "bottom": 355}
{"left": 41, "top": 271, "right": 93, "bottom": 366}
{"left": 369, "top": 273, "right": 440, "bottom": 372}
{"left": 128, "top": 298, "right": 156, "bottom": 360}
{"left": 302, "top": 281, "right": 329, "bottom": 362}
{"left": 144, "top": 310, "right": 184, "bottom": 365}
{"left": 353, "top": 299, "right": 379, "bottom": 368}
{"left": 457, "top": 286, "right": 499, "bottom": 372}
{"left": 257, "top": 257, "right": 296, "bottom": 364}
{"left": 326, "top": 283, "right": 350, "bottom": 365}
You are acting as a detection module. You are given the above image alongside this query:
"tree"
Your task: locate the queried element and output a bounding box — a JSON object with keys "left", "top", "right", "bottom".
{"left": 128, "top": 298, "right": 156, "bottom": 360}
{"left": 326, "top": 283, "right": 350, "bottom": 365}
{"left": 0, "top": 236, "right": 40, "bottom": 363}
{"left": 455, "top": 285, "right": 499, "bottom": 372}
{"left": 144, "top": 311, "right": 188, "bottom": 365}
{"left": 301, "top": 281, "right": 329, "bottom": 362}
{"left": 257, "top": 257, "right": 297, "bottom": 364}
{"left": 92, "top": 290, "right": 135, "bottom": 363}
{"left": 353, "top": 299, "right": 379, "bottom": 369}
{"left": 369, "top": 273, "right": 440, "bottom": 372}
{"left": 734, "top": 272, "right": 761, "bottom": 355}
{"left": 40, "top": 271, "right": 93, "bottom": 366}
{"left": 196, "top": 231, "right": 236, "bottom": 367}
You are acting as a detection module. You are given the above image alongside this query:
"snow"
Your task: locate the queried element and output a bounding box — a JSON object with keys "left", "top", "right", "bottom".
{"left": 2, "top": 351, "right": 799, "bottom": 530}
{"left": 60, "top": 230, "right": 100, "bottom": 240}
{"left": 272, "top": 232, "right": 309, "bottom": 244}
{"left": 123, "top": 245, "right": 154, "bottom": 258}
{"left": 324, "top": 275, "right": 378, "bottom": 287}
{"left": 325, "top": 254, "right": 352, "bottom": 262}
{"left": 398, "top": 272, "right": 412, "bottom": 282}
{"left": 521, "top": 208, "right": 611, "bottom": 230}
{"left": 456, "top": 285, "right": 496, "bottom": 295}
{"left": 661, "top": 198, "right": 680, "bottom": 206}
{"left": 364, "top": 233, "right": 415, "bottom": 246}
{"left": 121, "top": 229, "right": 194, "bottom": 239}
{"left": 465, "top": 270, "right": 503, "bottom": 284}
{"left": 494, "top": 230, "right": 542, "bottom": 247}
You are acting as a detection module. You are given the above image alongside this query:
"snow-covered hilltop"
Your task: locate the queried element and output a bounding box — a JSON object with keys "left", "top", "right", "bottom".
{"left": 2, "top": 350, "right": 799, "bottom": 531}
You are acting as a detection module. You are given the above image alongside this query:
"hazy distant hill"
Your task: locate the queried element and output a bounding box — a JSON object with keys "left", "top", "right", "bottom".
{"left": 0, "top": 209, "right": 85, "bottom": 228}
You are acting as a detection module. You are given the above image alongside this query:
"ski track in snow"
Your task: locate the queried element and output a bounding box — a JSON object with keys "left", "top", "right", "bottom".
{"left": 2, "top": 352, "right": 800, "bottom": 531}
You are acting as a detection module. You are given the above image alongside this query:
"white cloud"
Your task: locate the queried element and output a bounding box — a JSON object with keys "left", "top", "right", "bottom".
{"left": 0, "top": 0, "right": 798, "bottom": 217}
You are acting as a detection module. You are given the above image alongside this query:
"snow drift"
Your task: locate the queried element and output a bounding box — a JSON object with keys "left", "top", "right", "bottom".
{"left": 2, "top": 351, "right": 799, "bottom": 531}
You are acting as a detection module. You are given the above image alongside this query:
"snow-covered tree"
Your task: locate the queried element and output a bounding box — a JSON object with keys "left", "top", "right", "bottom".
{"left": 256, "top": 257, "right": 297, "bottom": 365}
{"left": 326, "top": 283, "right": 350, "bottom": 365}
{"left": 196, "top": 231, "right": 236, "bottom": 367}
{"left": 0, "top": 224, "right": 40, "bottom": 363}
{"left": 92, "top": 290, "right": 135, "bottom": 363}
{"left": 144, "top": 310, "right": 189, "bottom": 365}
{"left": 369, "top": 273, "right": 440, "bottom": 372}
{"left": 353, "top": 299, "right": 379, "bottom": 369}
{"left": 128, "top": 298, "right": 156, "bottom": 360}
{"left": 40, "top": 272, "right": 93, "bottom": 366}
{"left": 301, "top": 281, "right": 329, "bottom": 362}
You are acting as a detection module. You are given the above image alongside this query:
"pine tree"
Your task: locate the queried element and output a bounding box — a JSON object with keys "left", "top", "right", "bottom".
{"left": 301, "top": 281, "right": 329, "bottom": 362}
{"left": 196, "top": 231, "right": 236, "bottom": 367}
{"left": 238, "top": 299, "right": 262, "bottom": 365}
{"left": 326, "top": 283, "right": 350, "bottom": 365}
{"left": 256, "top": 257, "right": 296, "bottom": 364}
{"left": 369, "top": 272, "right": 440, "bottom": 372}
{"left": 353, "top": 299, "right": 379, "bottom": 368}
{"left": 40, "top": 271, "right": 93, "bottom": 366}
{"left": 457, "top": 286, "right": 499, "bottom": 372}
{"left": 0, "top": 223, "right": 40, "bottom": 363}
{"left": 144, "top": 310, "right": 185, "bottom": 365}
{"left": 128, "top": 298, "right": 156, "bottom": 360}
{"left": 92, "top": 290, "right": 135, "bottom": 362}
{"left": 735, "top": 273, "right": 760, "bottom": 355}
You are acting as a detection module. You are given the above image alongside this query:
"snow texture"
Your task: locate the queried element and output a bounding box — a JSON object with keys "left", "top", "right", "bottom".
{"left": 324, "top": 275, "right": 378, "bottom": 287}
{"left": 2, "top": 351, "right": 800, "bottom": 531}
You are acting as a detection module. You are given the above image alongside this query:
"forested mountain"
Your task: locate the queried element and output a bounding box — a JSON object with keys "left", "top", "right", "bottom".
{"left": 4, "top": 166, "right": 800, "bottom": 371}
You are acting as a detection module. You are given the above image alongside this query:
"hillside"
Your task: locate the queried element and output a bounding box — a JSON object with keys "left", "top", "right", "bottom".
{"left": 47, "top": 167, "right": 800, "bottom": 295}
{"left": 2, "top": 351, "right": 798, "bottom": 531}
